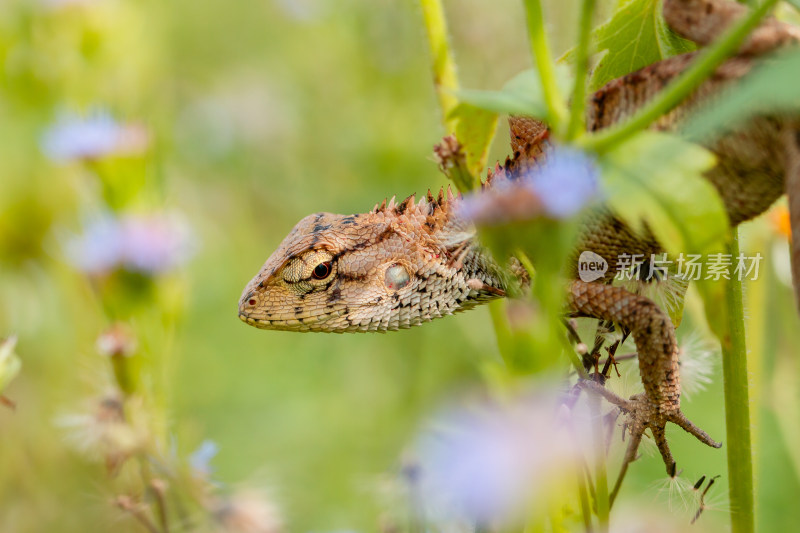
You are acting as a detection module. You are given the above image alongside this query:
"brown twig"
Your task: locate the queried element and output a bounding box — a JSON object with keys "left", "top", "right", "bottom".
{"left": 115, "top": 495, "right": 161, "bottom": 533}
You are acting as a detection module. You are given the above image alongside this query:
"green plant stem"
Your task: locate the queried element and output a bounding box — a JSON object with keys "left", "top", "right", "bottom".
{"left": 522, "top": 0, "right": 568, "bottom": 130}
{"left": 589, "top": 395, "right": 609, "bottom": 533}
{"left": 110, "top": 354, "right": 136, "bottom": 395}
{"left": 722, "top": 230, "right": 754, "bottom": 533}
{"left": 566, "top": 344, "right": 589, "bottom": 379}
{"left": 576, "top": 458, "right": 594, "bottom": 533}
{"left": 580, "top": 0, "right": 779, "bottom": 153}
{"left": 419, "top": 0, "right": 460, "bottom": 134}
{"left": 565, "top": 0, "right": 596, "bottom": 140}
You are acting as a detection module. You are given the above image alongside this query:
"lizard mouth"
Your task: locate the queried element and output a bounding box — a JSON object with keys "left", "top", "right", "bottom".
{"left": 237, "top": 308, "right": 349, "bottom": 331}
{"left": 238, "top": 312, "right": 296, "bottom": 329}
{"left": 238, "top": 312, "right": 262, "bottom": 325}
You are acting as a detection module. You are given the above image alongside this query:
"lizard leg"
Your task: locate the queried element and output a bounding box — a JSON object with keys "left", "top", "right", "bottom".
{"left": 568, "top": 281, "right": 722, "bottom": 477}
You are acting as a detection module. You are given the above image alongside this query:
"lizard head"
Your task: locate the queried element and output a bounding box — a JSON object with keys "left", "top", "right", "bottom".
{"left": 238, "top": 193, "right": 505, "bottom": 332}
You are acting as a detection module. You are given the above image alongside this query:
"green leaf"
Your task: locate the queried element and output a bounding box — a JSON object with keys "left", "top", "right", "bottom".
{"left": 683, "top": 48, "right": 800, "bottom": 142}
{"left": 450, "top": 103, "right": 499, "bottom": 180}
{"left": 454, "top": 66, "right": 571, "bottom": 123}
{"left": 480, "top": 219, "right": 581, "bottom": 375}
{"left": 599, "top": 131, "right": 727, "bottom": 256}
{"left": 585, "top": 0, "right": 695, "bottom": 91}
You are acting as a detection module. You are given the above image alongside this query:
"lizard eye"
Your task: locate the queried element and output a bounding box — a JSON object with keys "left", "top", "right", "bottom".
{"left": 312, "top": 261, "right": 332, "bottom": 280}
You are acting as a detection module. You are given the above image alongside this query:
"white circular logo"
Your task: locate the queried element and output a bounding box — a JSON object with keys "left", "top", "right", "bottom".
{"left": 578, "top": 251, "right": 608, "bottom": 282}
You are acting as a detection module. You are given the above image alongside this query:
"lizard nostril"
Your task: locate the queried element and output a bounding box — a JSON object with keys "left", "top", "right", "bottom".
{"left": 248, "top": 299, "right": 256, "bottom": 306}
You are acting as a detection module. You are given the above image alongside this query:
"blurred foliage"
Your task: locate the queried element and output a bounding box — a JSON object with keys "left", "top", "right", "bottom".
{"left": 598, "top": 131, "right": 726, "bottom": 256}
{"left": 580, "top": 0, "right": 695, "bottom": 90}
{"left": 684, "top": 46, "right": 800, "bottom": 141}
{"left": 0, "top": 0, "right": 799, "bottom": 532}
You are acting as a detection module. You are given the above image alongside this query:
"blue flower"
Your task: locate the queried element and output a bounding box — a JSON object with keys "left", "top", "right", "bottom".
{"left": 189, "top": 439, "right": 219, "bottom": 477}
{"left": 457, "top": 146, "right": 599, "bottom": 224}
{"left": 525, "top": 147, "right": 599, "bottom": 218}
{"left": 42, "top": 111, "right": 121, "bottom": 161}
{"left": 63, "top": 211, "right": 196, "bottom": 275}
{"left": 119, "top": 212, "right": 196, "bottom": 273}
{"left": 41, "top": 110, "right": 148, "bottom": 162}
{"left": 413, "top": 388, "right": 589, "bottom": 525}
{"left": 63, "top": 213, "right": 125, "bottom": 274}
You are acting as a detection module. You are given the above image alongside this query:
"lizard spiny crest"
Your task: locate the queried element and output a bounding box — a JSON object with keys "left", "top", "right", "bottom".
{"left": 238, "top": 187, "right": 508, "bottom": 332}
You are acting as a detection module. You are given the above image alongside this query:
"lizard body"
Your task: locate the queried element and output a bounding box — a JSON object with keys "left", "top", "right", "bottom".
{"left": 239, "top": 0, "right": 800, "bottom": 478}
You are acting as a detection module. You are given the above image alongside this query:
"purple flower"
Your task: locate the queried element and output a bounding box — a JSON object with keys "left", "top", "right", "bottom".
{"left": 41, "top": 110, "right": 148, "bottom": 162}
{"left": 189, "top": 439, "right": 219, "bottom": 477}
{"left": 275, "top": 0, "right": 324, "bottom": 21}
{"left": 41, "top": 0, "right": 105, "bottom": 9}
{"left": 63, "top": 213, "right": 125, "bottom": 273}
{"left": 413, "top": 388, "right": 590, "bottom": 525}
{"left": 526, "top": 147, "right": 599, "bottom": 218}
{"left": 457, "top": 147, "right": 599, "bottom": 224}
{"left": 64, "top": 211, "right": 195, "bottom": 275}
{"left": 119, "top": 213, "right": 195, "bottom": 273}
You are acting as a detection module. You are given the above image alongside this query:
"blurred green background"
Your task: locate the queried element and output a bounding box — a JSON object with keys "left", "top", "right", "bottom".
{"left": 1, "top": 0, "right": 798, "bottom": 531}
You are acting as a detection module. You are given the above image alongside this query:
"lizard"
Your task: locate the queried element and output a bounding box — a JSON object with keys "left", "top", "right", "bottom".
{"left": 238, "top": 0, "right": 800, "bottom": 488}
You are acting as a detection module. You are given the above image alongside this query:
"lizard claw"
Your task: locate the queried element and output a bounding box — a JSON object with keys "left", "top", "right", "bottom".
{"left": 579, "top": 382, "right": 721, "bottom": 505}
{"left": 667, "top": 409, "right": 722, "bottom": 450}
{"left": 613, "top": 393, "right": 721, "bottom": 504}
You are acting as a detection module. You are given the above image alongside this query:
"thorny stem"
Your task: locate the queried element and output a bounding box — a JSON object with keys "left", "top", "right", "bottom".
{"left": 608, "top": 453, "right": 631, "bottom": 508}
{"left": 419, "top": 0, "right": 460, "bottom": 134}
{"left": 563, "top": 317, "right": 595, "bottom": 380}
{"left": 721, "top": 230, "right": 755, "bottom": 533}
{"left": 576, "top": 468, "right": 594, "bottom": 533}
{"left": 522, "top": 0, "right": 568, "bottom": 130}
{"left": 565, "top": 0, "right": 597, "bottom": 140}
{"left": 115, "top": 496, "right": 161, "bottom": 533}
{"left": 567, "top": 407, "right": 595, "bottom": 533}
{"left": 548, "top": 507, "right": 568, "bottom": 533}
{"left": 564, "top": 388, "right": 596, "bottom": 532}
{"left": 563, "top": 320, "right": 590, "bottom": 380}
{"left": 597, "top": 352, "right": 637, "bottom": 365}
{"left": 111, "top": 353, "right": 137, "bottom": 395}
{"left": 150, "top": 480, "right": 170, "bottom": 533}
{"left": 580, "top": 380, "right": 645, "bottom": 510}
{"left": 582, "top": 458, "right": 597, "bottom": 503}
{"left": 589, "top": 395, "right": 610, "bottom": 532}
{"left": 580, "top": 0, "right": 780, "bottom": 153}
{"left": 692, "top": 475, "right": 721, "bottom": 525}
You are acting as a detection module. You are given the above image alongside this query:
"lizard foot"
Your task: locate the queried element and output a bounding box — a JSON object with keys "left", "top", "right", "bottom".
{"left": 579, "top": 381, "right": 721, "bottom": 505}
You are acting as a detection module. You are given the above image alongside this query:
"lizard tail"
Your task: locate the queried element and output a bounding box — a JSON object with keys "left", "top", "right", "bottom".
{"left": 663, "top": 0, "right": 800, "bottom": 55}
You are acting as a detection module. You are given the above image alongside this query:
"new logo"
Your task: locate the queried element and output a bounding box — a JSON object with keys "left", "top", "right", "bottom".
{"left": 578, "top": 251, "right": 608, "bottom": 282}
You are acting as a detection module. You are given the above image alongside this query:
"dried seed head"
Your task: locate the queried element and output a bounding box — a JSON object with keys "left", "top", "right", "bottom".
{"left": 213, "top": 490, "right": 284, "bottom": 533}
{"left": 96, "top": 323, "right": 137, "bottom": 358}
